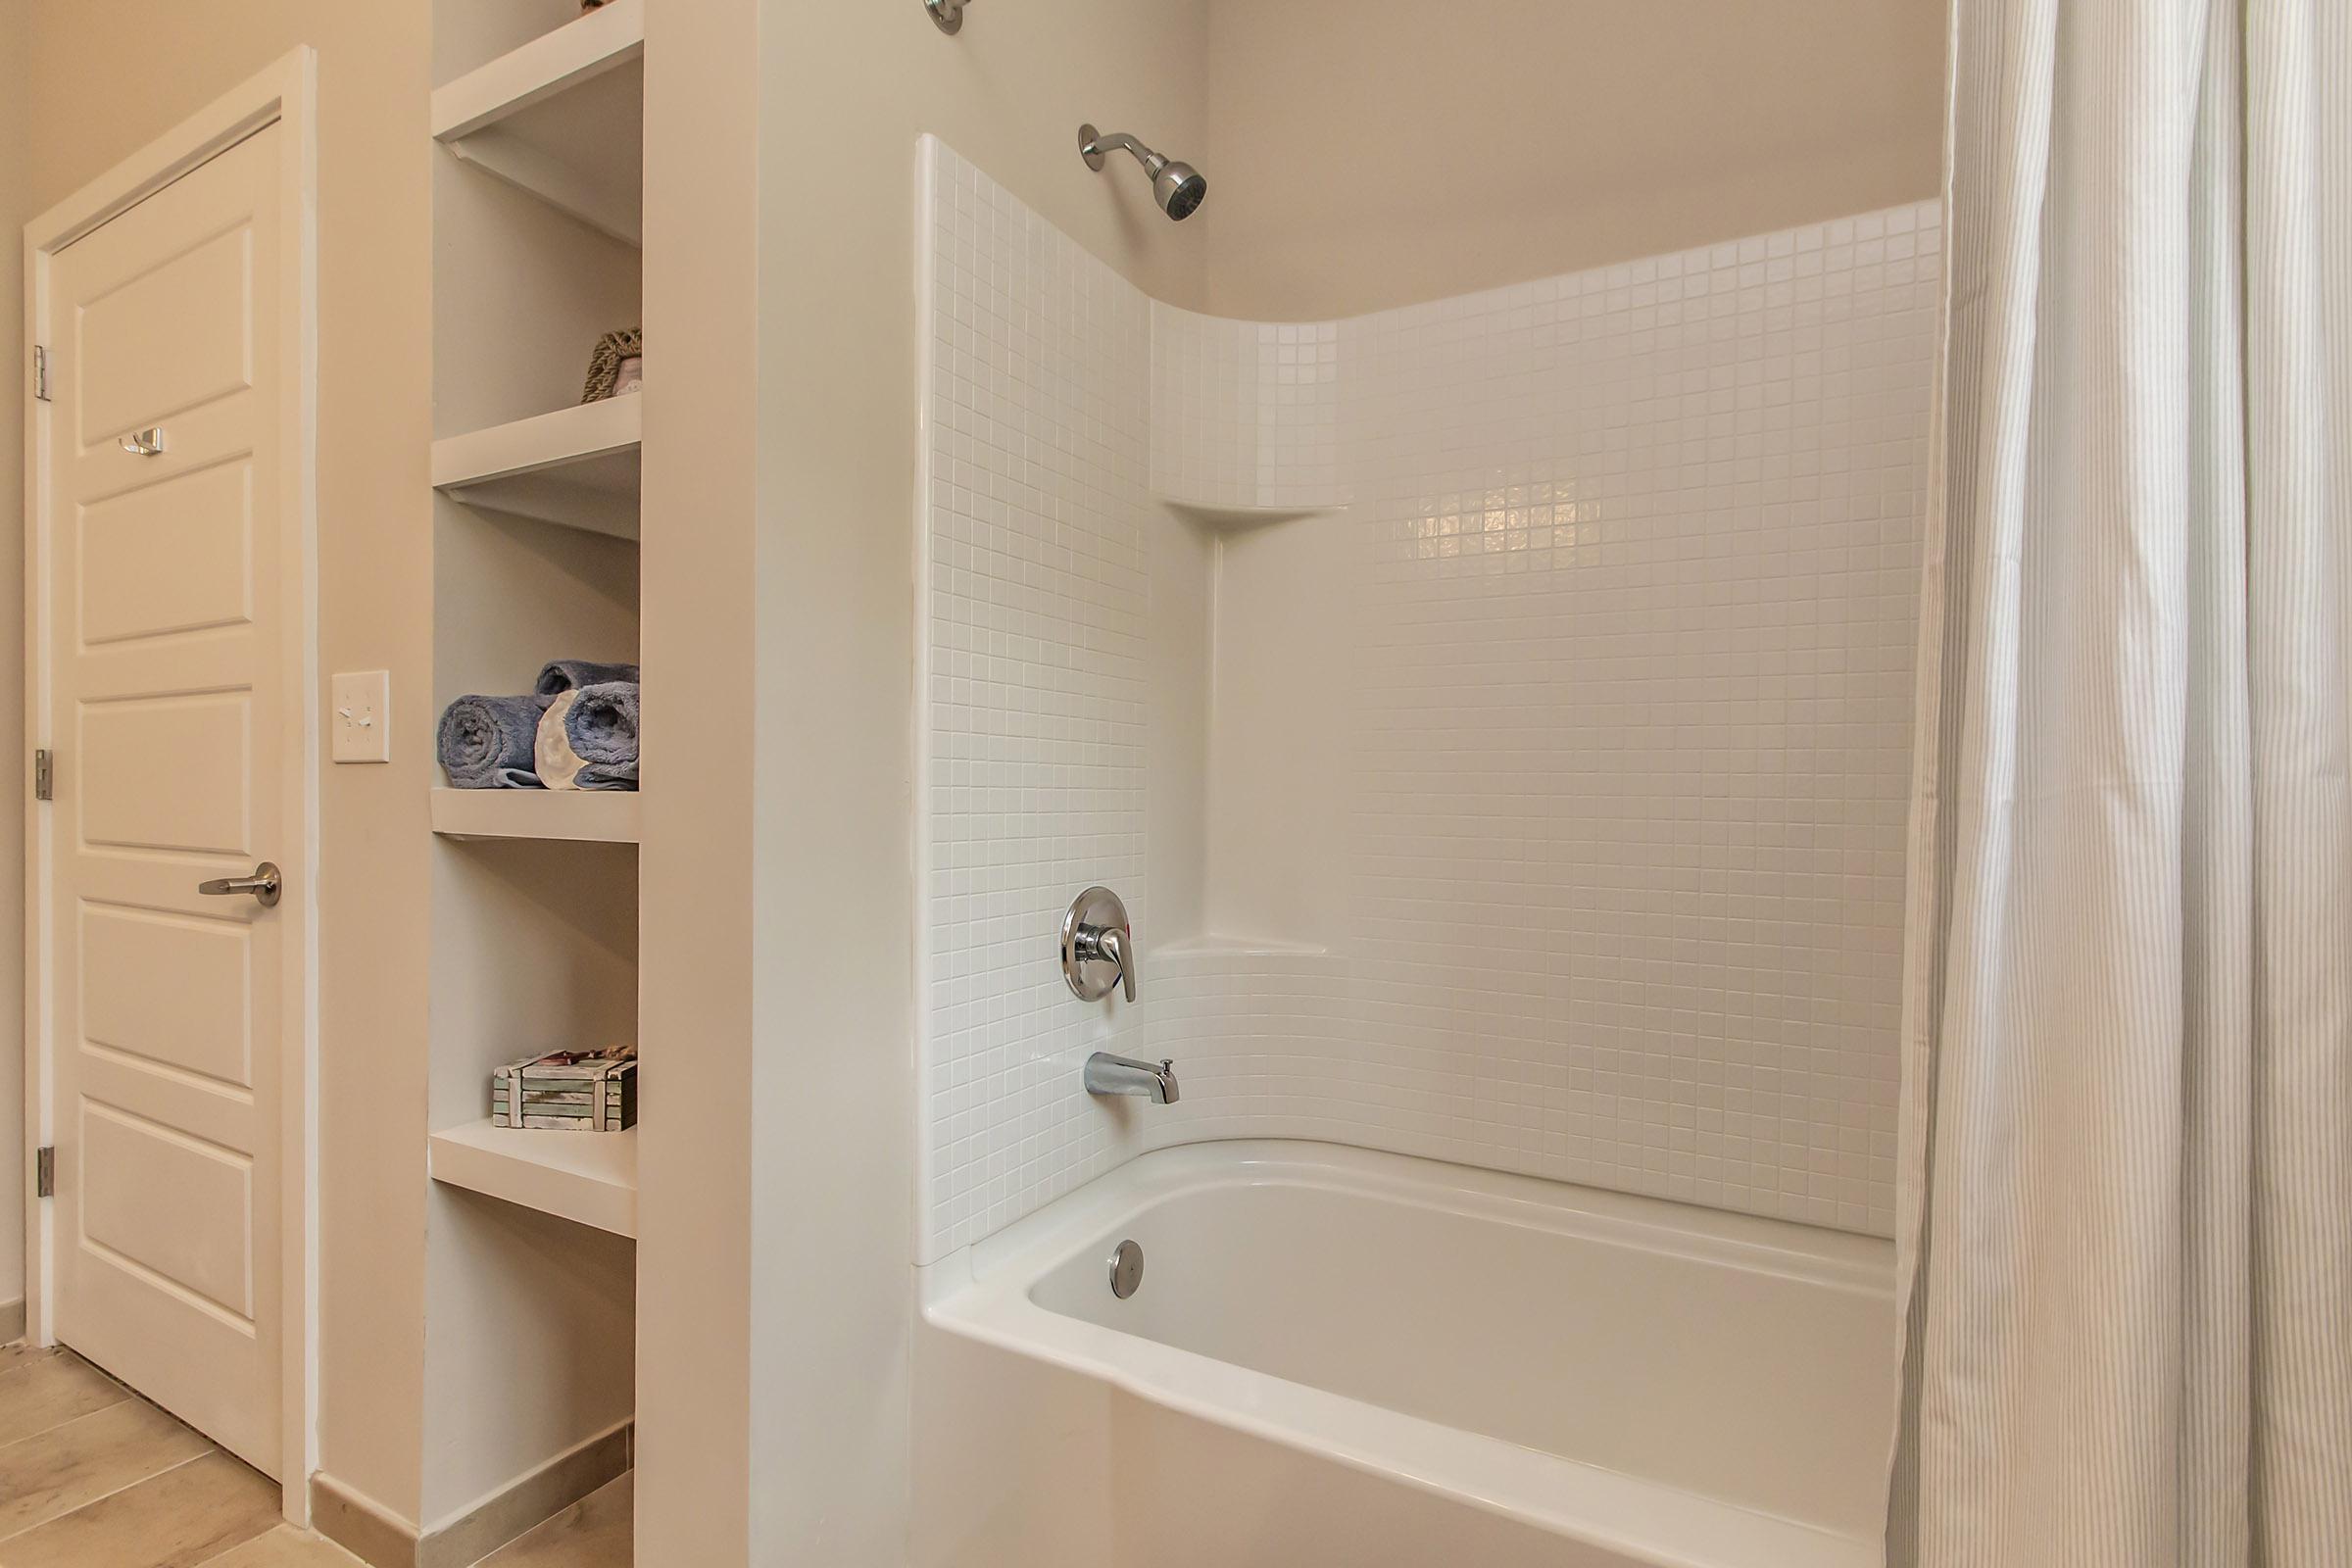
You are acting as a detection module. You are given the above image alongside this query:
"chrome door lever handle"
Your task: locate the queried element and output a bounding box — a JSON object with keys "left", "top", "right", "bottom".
{"left": 198, "top": 861, "right": 281, "bottom": 907}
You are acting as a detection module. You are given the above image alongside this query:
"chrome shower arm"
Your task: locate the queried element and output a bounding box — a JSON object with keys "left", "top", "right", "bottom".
{"left": 1081, "top": 129, "right": 1158, "bottom": 173}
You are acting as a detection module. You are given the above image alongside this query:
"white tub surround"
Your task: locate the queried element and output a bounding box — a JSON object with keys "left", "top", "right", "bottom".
{"left": 920, "top": 1141, "right": 1892, "bottom": 1568}
{"left": 919, "top": 137, "right": 1941, "bottom": 1262}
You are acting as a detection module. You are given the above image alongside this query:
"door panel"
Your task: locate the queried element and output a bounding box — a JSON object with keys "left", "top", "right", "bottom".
{"left": 78, "top": 460, "right": 256, "bottom": 645}
{"left": 79, "top": 905, "right": 254, "bottom": 1087}
{"left": 45, "top": 122, "right": 287, "bottom": 1477}
{"left": 75, "top": 693, "right": 254, "bottom": 853}
{"left": 78, "top": 1103, "right": 256, "bottom": 1318}
{"left": 75, "top": 223, "right": 255, "bottom": 441}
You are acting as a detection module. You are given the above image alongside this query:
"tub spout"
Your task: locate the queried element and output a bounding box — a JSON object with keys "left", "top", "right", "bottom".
{"left": 1085, "top": 1052, "right": 1180, "bottom": 1105}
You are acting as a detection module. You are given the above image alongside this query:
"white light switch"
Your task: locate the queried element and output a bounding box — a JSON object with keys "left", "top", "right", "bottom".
{"left": 332, "top": 671, "right": 391, "bottom": 763}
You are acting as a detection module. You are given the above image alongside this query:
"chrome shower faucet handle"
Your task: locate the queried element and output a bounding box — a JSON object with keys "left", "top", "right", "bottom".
{"left": 1061, "top": 886, "right": 1137, "bottom": 1003}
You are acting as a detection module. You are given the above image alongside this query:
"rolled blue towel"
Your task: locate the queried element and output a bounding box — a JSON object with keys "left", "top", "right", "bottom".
{"left": 535, "top": 660, "right": 641, "bottom": 706}
{"left": 438, "top": 695, "right": 545, "bottom": 789}
{"left": 563, "top": 680, "right": 640, "bottom": 791}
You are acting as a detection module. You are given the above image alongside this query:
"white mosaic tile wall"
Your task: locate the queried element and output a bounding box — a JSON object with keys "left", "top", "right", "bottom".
{"left": 918, "top": 141, "right": 1156, "bottom": 1250}
{"left": 919, "top": 135, "right": 1939, "bottom": 1261}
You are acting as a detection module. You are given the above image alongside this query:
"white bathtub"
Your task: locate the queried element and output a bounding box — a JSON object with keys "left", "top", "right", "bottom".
{"left": 916, "top": 1141, "right": 1893, "bottom": 1568}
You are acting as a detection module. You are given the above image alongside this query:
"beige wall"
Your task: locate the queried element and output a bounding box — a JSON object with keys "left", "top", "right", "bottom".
{"left": 0, "top": 0, "right": 24, "bottom": 1325}
{"left": 1200, "top": 0, "right": 1946, "bottom": 318}
{"left": 18, "top": 0, "right": 436, "bottom": 1526}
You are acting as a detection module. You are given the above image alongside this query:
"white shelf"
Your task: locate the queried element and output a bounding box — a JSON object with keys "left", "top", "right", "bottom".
{"left": 1150, "top": 934, "right": 1332, "bottom": 959}
{"left": 434, "top": 397, "right": 642, "bottom": 540}
{"left": 1159, "top": 496, "right": 1345, "bottom": 530}
{"left": 431, "top": 0, "right": 645, "bottom": 246}
{"left": 431, "top": 787, "right": 641, "bottom": 844}
{"left": 430, "top": 1119, "right": 637, "bottom": 1238}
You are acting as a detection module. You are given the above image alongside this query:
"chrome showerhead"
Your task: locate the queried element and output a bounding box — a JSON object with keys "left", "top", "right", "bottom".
{"left": 1080, "top": 123, "right": 1207, "bottom": 221}
{"left": 1152, "top": 160, "right": 1207, "bottom": 221}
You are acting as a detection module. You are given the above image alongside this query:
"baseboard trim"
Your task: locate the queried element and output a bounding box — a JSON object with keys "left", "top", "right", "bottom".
{"left": 418, "top": 1420, "right": 633, "bottom": 1568}
{"left": 310, "top": 1473, "right": 420, "bottom": 1568}
{"left": 0, "top": 1298, "right": 24, "bottom": 1345}
{"left": 312, "top": 1422, "right": 629, "bottom": 1568}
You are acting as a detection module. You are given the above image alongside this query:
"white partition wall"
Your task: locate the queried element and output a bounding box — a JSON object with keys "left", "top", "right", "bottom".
{"left": 632, "top": 0, "right": 760, "bottom": 1560}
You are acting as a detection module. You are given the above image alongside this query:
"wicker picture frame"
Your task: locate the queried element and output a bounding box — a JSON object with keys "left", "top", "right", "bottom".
{"left": 581, "top": 328, "right": 643, "bottom": 403}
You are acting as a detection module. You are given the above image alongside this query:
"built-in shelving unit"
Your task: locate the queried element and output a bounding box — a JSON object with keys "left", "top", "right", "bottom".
{"left": 429, "top": 1120, "right": 638, "bottom": 1239}
{"left": 433, "top": 396, "right": 642, "bottom": 540}
{"left": 423, "top": 1, "right": 648, "bottom": 1537}
{"left": 431, "top": 0, "right": 645, "bottom": 246}
{"left": 429, "top": 787, "right": 642, "bottom": 843}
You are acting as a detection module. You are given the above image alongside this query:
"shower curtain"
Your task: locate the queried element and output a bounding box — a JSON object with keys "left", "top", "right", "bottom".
{"left": 1890, "top": 0, "right": 2352, "bottom": 1564}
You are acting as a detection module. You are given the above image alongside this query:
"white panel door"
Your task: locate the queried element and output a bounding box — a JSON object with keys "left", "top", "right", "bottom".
{"left": 43, "top": 122, "right": 289, "bottom": 1476}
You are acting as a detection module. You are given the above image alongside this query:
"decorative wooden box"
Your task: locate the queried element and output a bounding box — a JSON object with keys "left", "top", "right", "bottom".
{"left": 491, "top": 1047, "right": 637, "bottom": 1131}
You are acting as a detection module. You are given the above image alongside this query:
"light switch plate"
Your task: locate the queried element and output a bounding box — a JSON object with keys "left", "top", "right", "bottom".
{"left": 332, "top": 670, "right": 391, "bottom": 763}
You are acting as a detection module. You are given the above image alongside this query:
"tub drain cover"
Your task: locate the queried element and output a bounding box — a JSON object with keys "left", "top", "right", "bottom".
{"left": 1108, "top": 1239, "right": 1144, "bottom": 1299}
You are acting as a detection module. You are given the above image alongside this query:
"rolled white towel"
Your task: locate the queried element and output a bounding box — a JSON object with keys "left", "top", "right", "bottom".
{"left": 536, "top": 681, "right": 639, "bottom": 791}
{"left": 536, "top": 689, "right": 589, "bottom": 790}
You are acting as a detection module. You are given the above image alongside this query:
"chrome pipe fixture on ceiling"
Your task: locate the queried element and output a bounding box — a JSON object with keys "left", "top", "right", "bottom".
{"left": 925, "top": 0, "right": 968, "bottom": 34}
{"left": 1079, "top": 123, "right": 1207, "bottom": 221}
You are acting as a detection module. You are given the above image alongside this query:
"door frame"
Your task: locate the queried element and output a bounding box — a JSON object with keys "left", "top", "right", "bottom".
{"left": 21, "top": 47, "right": 318, "bottom": 1519}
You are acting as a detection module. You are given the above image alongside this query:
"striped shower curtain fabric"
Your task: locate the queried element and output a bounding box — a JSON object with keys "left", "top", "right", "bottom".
{"left": 1890, "top": 0, "right": 2352, "bottom": 1563}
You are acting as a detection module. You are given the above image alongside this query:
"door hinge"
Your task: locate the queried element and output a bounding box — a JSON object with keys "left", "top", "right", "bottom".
{"left": 35, "top": 1147, "right": 54, "bottom": 1200}
{"left": 32, "top": 345, "right": 50, "bottom": 403}
{"left": 32, "top": 749, "right": 52, "bottom": 802}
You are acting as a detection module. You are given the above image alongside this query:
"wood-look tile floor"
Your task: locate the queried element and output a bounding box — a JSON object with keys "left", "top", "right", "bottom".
{"left": 0, "top": 1345, "right": 631, "bottom": 1567}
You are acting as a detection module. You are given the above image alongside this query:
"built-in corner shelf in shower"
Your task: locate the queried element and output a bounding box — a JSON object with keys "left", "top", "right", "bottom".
{"left": 430, "top": 1119, "right": 637, "bottom": 1238}
{"left": 433, "top": 396, "right": 643, "bottom": 540}
{"left": 430, "top": 787, "right": 642, "bottom": 844}
{"left": 1149, "top": 934, "right": 1333, "bottom": 960}
{"left": 1158, "top": 496, "right": 1344, "bottom": 531}
{"left": 431, "top": 0, "right": 645, "bottom": 246}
